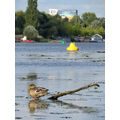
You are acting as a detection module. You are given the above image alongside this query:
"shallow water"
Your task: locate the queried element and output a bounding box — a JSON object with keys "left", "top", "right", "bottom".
{"left": 15, "top": 43, "right": 105, "bottom": 120}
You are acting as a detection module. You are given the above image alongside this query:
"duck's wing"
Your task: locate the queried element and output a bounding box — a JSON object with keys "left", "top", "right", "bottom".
{"left": 36, "top": 87, "right": 48, "bottom": 92}
{"left": 35, "top": 87, "right": 48, "bottom": 97}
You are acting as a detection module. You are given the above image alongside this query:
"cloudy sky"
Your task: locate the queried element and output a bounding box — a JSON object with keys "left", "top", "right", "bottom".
{"left": 15, "top": 0, "right": 105, "bottom": 17}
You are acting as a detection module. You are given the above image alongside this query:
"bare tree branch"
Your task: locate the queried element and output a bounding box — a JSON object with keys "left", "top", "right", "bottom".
{"left": 48, "top": 83, "right": 99, "bottom": 100}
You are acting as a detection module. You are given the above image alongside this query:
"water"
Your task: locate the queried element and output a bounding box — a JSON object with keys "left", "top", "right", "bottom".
{"left": 15, "top": 43, "right": 105, "bottom": 120}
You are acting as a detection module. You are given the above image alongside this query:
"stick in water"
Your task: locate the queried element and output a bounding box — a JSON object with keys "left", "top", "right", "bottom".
{"left": 48, "top": 83, "right": 100, "bottom": 100}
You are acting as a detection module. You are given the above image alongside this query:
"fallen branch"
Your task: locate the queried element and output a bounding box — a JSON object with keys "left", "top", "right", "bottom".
{"left": 48, "top": 83, "right": 99, "bottom": 100}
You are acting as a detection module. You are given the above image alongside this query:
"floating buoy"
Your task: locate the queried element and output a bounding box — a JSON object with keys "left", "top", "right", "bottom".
{"left": 66, "top": 43, "right": 79, "bottom": 51}
{"left": 62, "top": 38, "right": 66, "bottom": 44}
{"left": 62, "top": 40, "right": 65, "bottom": 44}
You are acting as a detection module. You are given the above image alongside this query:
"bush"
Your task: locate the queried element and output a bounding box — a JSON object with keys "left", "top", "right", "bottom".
{"left": 23, "top": 25, "right": 38, "bottom": 39}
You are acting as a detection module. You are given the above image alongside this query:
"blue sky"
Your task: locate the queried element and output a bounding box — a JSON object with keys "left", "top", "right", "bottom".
{"left": 15, "top": 0, "right": 105, "bottom": 17}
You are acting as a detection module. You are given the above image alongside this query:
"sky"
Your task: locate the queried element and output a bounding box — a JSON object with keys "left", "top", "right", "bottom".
{"left": 15, "top": 0, "right": 105, "bottom": 17}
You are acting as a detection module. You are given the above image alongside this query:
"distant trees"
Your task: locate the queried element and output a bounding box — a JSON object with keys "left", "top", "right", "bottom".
{"left": 37, "top": 12, "right": 66, "bottom": 38}
{"left": 15, "top": 1, "right": 105, "bottom": 39}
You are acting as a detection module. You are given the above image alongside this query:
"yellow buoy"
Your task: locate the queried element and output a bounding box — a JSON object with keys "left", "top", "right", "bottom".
{"left": 66, "top": 43, "right": 79, "bottom": 51}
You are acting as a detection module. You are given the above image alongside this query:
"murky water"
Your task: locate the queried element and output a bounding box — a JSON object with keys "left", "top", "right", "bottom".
{"left": 15, "top": 43, "right": 105, "bottom": 120}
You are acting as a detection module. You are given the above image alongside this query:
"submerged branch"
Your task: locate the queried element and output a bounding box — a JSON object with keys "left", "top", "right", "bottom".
{"left": 48, "top": 83, "right": 99, "bottom": 100}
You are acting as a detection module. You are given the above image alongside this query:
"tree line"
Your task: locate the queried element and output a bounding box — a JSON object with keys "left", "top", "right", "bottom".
{"left": 15, "top": 0, "right": 105, "bottom": 40}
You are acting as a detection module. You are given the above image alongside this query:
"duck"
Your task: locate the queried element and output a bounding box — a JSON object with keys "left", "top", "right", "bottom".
{"left": 28, "top": 84, "right": 49, "bottom": 100}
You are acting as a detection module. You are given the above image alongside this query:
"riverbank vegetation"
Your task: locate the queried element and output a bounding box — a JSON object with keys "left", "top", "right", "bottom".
{"left": 15, "top": 0, "right": 105, "bottom": 41}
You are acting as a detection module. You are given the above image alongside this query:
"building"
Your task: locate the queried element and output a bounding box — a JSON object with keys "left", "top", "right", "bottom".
{"left": 49, "top": 9, "right": 58, "bottom": 16}
{"left": 57, "top": 9, "right": 78, "bottom": 20}
{"left": 49, "top": 9, "right": 78, "bottom": 21}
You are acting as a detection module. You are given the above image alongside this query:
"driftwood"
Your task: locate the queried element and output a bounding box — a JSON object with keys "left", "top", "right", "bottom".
{"left": 48, "top": 83, "right": 99, "bottom": 100}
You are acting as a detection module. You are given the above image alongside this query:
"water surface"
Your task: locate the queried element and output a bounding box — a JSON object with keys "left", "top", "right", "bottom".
{"left": 15, "top": 43, "right": 105, "bottom": 120}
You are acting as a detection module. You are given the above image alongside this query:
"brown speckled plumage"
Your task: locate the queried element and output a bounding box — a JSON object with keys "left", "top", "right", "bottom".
{"left": 28, "top": 84, "right": 48, "bottom": 99}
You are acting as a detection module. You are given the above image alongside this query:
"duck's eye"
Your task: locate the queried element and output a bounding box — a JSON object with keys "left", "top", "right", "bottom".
{"left": 36, "top": 90, "right": 40, "bottom": 92}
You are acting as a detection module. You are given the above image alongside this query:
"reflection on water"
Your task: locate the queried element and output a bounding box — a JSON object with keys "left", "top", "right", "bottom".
{"left": 51, "top": 99, "right": 99, "bottom": 114}
{"left": 15, "top": 43, "right": 105, "bottom": 120}
{"left": 27, "top": 73, "right": 37, "bottom": 80}
{"left": 28, "top": 100, "right": 49, "bottom": 113}
{"left": 28, "top": 99, "right": 99, "bottom": 116}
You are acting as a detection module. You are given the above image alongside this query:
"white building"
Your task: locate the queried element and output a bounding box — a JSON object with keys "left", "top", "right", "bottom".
{"left": 49, "top": 9, "right": 58, "bottom": 16}
{"left": 49, "top": 9, "right": 78, "bottom": 21}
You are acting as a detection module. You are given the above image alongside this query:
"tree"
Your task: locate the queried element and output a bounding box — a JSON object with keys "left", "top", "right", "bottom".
{"left": 71, "top": 25, "right": 81, "bottom": 36}
{"left": 25, "top": 0, "right": 39, "bottom": 28}
{"left": 15, "top": 11, "right": 25, "bottom": 34}
{"left": 49, "top": 26, "right": 58, "bottom": 38}
{"left": 70, "top": 15, "right": 82, "bottom": 26}
{"left": 95, "top": 27, "right": 105, "bottom": 38}
{"left": 37, "top": 13, "right": 67, "bottom": 38}
{"left": 23, "top": 25, "right": 38, "bottom": 39}
{"left": 98, "top": 17, "right": 105, "bottom": 29}
{"left": 91, "top": 17, "right": 105, "bottom": 29}
{"left": 81, "top": 12, "right": 97, "bottom": 25}
{"left": 15, "top": 27, "right": 21, "bottom": 35}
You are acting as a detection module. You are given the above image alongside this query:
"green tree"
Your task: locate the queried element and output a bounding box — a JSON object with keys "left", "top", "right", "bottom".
{"left": 71, "top": 15, "right": 82, "bottom": 26}
{"left": 91, "top": 17, "right": 105, "bottom": 29}
{"left": 49, "top": 26, "right": 58, "bottom": 38}
{"left": 98, "top": 17, "right": 105, "bottom": 29}
{"left": 37, "top": 13, "right": 67, "bottom": 38}
{"left": 23, "top": 25, "right": 38, "bottom": 39}
{"left": 81, "top": 12, "right": 97, "bottom": 25}
{"left": 15, "top": 11, "right": 25, "bottom": 34}
{"left": 95, "top": 27, "right": 105, "bottom": 38}
{"left": 25, "top": 0, "right": 39, "bottom": 28}
{"left": 15, "top": 27, "right": 21, "bottom": 35}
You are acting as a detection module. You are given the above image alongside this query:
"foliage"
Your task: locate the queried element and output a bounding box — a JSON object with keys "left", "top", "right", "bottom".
{"left": 81, "top": 12, "right": 97, "bottom": 25}
{"left": 15, "top": 27, "right": 21, "bottom": 35}
{"left": 15, "top": 10, "right": 24, "bottom": 16}
{"left": 98, "top": 17, "right": 105, "bottom": 28}
{"left": 95, "top": 27, "right": 105, "bottom": 38}
{"left": 37, "top": 12, "right": 66, "bottom": 38}
{"left": 25, "top": 0, "right": 39, "bottom": 28}
{"left": 15, "top": 0, "right": 105, "bottom": 39}
{"left": 23, "top": 25, "right": 38, "bottom": 39}
{"left": 15, "top": 11, "right": 25, "bottom": 34}
{"left": 91, "top": 17, "right": 105, "bottom": 29}
{"left": 70, "top": 15, "right": 82, "bottom": 26}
